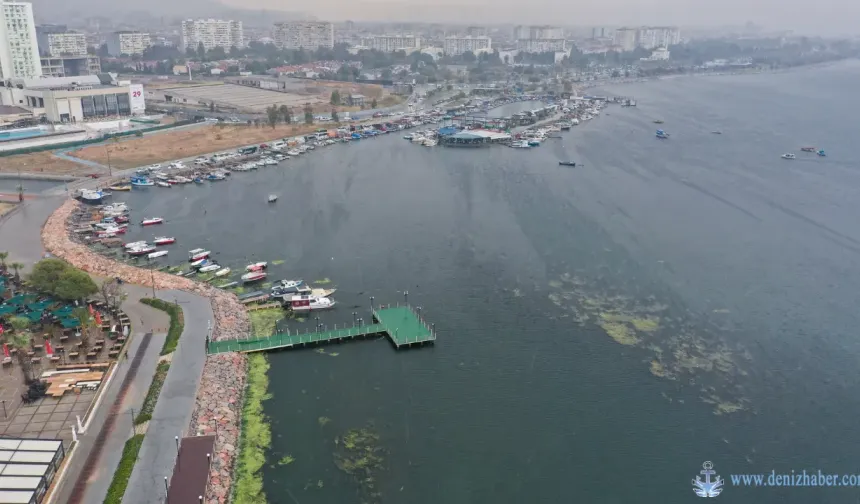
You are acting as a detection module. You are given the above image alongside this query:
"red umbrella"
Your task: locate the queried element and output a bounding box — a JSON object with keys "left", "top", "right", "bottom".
{"left": 2, "top": 343, "right": 8, "bottom": 358}
{"left": 45, "top": 340, "right": 53, "bottom": 358}
{"left": 94, "top": 311, "right": 102, "bottom": 326}
{"left": 88, "top": 304, "right": 94, "bottom": 315}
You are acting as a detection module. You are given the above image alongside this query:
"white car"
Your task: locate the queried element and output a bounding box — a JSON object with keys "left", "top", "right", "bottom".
{"left": 149, "top": 164, "right": 161, "bottom": 171}
{"left": 170, "top": 162, "right": 186, "bottom": 169}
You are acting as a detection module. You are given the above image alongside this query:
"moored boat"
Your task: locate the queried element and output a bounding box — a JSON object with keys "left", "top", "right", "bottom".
{"left": 656, "top": 129, "right": 670, "bottom": 139}
{"left": 156, "top": 181, "right": 171, "bottom": 188}
{"left": 124, "top": 240, "right": 148, "bottom": 249}
{"left": 801, "top": 146, "right": 816, "bottom": 152}
{"left": 188, "top": 248, "right": 210, "bottom": 261}
{"left": 141, "top": 217, "right": 164, "bottom": 226}
{"left": 128, "top": 245, "right": 157, "bottom": 256}
{"left": 154, "top": 236, "right": 175, "bottom": 245}
{"left": 246, "top": 262, "right": 268, "bottom": 271}
{"left": 108, "top": 184, "right": 132, "bottom": 191}
{"left": 241, "top": 271, "right": 267, "bottom": 283}
{"left": 190, "top": 258, "right": 210, "bottom": 268}
{"left": 214, "top": 267, "right": 231, "bottom": 277}
{"left": 147, "top": 250, "right": 168, "bottom": 259}
{"left": 817, "top": 149, "right": 826, "bottom": 157}
{"left": 268, "top": 194, "right": 278, "bottom": 203}
{"left": 558, "top": 161, "right": 577, "bottom": 167}
{"left": 79, "top": 189, "right": 104, "bottom": 204}
{"left": 288, "top": 295, "right": 336, "bottom": 312}
{"left": 781, "top": 153, "right": 796, "bottom": 160}
{"left": 199, "top": 263, "right": 221, "bottom": 273}
{"left": 131, "top": 177, "right": 154, "bottom": 187}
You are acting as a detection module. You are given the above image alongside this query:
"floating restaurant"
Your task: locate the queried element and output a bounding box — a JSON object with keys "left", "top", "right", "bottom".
{"left": 440, "top": 129, "right": 511, "bottom": 147}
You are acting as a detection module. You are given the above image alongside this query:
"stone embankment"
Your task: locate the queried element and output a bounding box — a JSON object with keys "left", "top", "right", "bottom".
{"left": 42, "top": 199, "right": 248, "bottom": 504}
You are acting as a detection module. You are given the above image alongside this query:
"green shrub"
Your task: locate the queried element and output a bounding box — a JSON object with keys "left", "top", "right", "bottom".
{"left": 135, "top": 362, "right": 170, "bottom": 425}
{"left": 140, "top": 298, "right": 184, "bottom": 355}
{"left": 103, "top": 434, "right": 145, "bottom": 504}
{"left": 232, "top": 354, "right": 271, "bottom": 504}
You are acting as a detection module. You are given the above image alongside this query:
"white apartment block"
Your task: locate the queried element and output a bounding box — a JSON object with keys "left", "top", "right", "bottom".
{"left": 359, "top": 34, "right": 421, "bottom": 53}
{"left": 272, "top": 21, "right": 334, "bottom": 50}
{"left": 613, "top": 28, "right": 638, "bottom": 52}
{"left": 444, "top": 36, "right": 492, "bottom": 56}
{"left": 0, "top": 1, "right": 41, "bottom": 79}
{"left": 181, "top": 19, "right": 244, "bottom": 51}
{"left": 514, "top": 25, "right": 564, "bottom": 41}
{"left": 105, "top": 31, "right": 151, "bottom": 56}
{"left": 44, "top": 32, "right": 87, "bottom": 57}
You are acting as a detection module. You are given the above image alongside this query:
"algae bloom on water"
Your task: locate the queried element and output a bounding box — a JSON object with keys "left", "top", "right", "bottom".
{"left": 598, "top": 321, "right": 640, "bottom": 345}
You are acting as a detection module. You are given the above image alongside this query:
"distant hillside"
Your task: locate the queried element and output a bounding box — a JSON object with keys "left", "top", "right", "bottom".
{"left": 29, "top": 0, "right": 308, "bottom": 26}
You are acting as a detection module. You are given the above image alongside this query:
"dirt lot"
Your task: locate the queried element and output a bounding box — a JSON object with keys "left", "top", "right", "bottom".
{"left": 0, "top": 151, "right": 96, "bottom": 176}
{"left": 68, "top": 123, "right": 330, "bottom": 168}
{"left": 0, "top": 202, "right": 15, "bottom": 216}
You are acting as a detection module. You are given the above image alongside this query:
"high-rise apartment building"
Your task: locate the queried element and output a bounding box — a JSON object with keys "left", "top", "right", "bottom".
{"left": 38, "top": 32, "right": 87, "bottom": 57}
{"left": 613, "top": 28, "right": 638, "bottom": 51}
{"left": 272, "top": 21, "right": 334, "bottom": 50}
{"left": 514, "top": 25, "right": 566, "bottom": 53}
{"left": 359, "top": 34, "right": 421, "bottom": 53}
{"left": 0, "top": 1, "right": 41, "bottom": 79}
{"left": 181, "top": 19, "right": 244, "bottom": 51}
{"left": 444, "top": 36, "right": 492, "bottom": 56}
{"left": 105, "top": 31, "right": 152, "bottom": 56}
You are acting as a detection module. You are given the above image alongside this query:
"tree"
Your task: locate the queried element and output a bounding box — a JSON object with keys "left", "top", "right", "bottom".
{"left": 330, "top": 90, "right": 341, "bottom": 105}
{"left": 28, "top": 258, "right": 69, "bottom": 294}
{"left": 71, "top": 307, "right": 94, "bottom": 350}
{"left": 563, "top": 80, "right": 573, "bottom": 93}
{"left": 266, "top": 105, "right": 280, "bottom": 129}
{"left": 331, "top": 109, "right": 339, "bottom": 123}
{"left": 9, "top": 262, "right": 24, "bottom": 284}
{"left": 8, "top": 317, "right": 33, "bottom": 383}
{"left": 371, "top": 98, "right": 378, "bottom": 109}
{"left": 209, "top": 101, "right": 215, "bottom": 112}
{"left": 303, "top": 103, "right": 314, "bottom": 124}
{"left": 0, "top": 251, "right": 7, "bottom": 272}
{"left": 279, "top": 105, "right": 291, "bottom": 124}
{"left": 54, "top": 269, "right": 98, "bottom": 302}
{"left": 197, "top": 42, "right": 206, "bottom": 60}
{"left": 99, "top": 279, "right": 127, "bottom": 314}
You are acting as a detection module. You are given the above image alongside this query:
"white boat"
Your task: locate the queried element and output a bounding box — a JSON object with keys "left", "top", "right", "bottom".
{"left": 289, "top": 295, "right": 336, "bottom": 312}
{"left": 155, "top": 173, "right": 169, "bottom": 181}
{"left": 188, "top": 248, "right": 210, "bottom": 261}
{"left": 124, "top": 241, "right": 148, "bottom": 249}
{"left": 141, "top": 217, "right": 164, "bottom": 226}
{"left": 128, "top": 245, "right": 156, "bottom": 256}
{"left": 198, "top": 263, "right": 221, "bottom": 273}
{"left": 246, "top": 262, "right": 267, "bottom": 271}
{"left": 511, "top": 140, "right": 531, "bottom": 149}
{"left": 131, "top": 177, "right": 154, "bottom": 187}
{"left": 271, "top": 279, "right": 304, "bottom": 296}
{"left": 781, "top": 153, "right": 796, "bottom": 160}
{"left": 79, "top": 189, "right": 104, "bottom": 204}
{"left": 287, "top": 149, "right": 300, "bottom": 156}
{"left": 156, "top": 181, "right": 171, "bottom": 188}
{"left": 154, "top": 237, "right": 175, "bottom": 245}
{"left": 214, "top": 267, "right": 231, "bottom": 277}
{"left": 268, "top": 194, "right": 278, "bottom": 203}
{"left": 190, "top": 258, "right": 209, "bottom": 268}
{"left": 147, "top": 250, "right": 168, "bottom": 259}
{"left": 241, "top": 271, "right": 267, "bottom": 283}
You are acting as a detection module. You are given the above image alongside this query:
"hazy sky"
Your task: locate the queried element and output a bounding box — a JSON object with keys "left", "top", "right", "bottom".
{"left": 220, "top": 0, "right": 858, "bottom": 35}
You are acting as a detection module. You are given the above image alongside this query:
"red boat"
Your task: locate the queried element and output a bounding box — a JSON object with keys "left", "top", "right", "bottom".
{"left": 114, "top": 215, "right": 129, "bottom": 223}
{"left": 141, "top": 217, "right": 164, "bottom": 226}
{"left": 241, "top": 271, "right": 267, "bottom": 283}
{"left": 128, "top": 245, "right": 156, "bottom": 256}
{"left": 154, "top": 236, "right": 176, "bottom": 245}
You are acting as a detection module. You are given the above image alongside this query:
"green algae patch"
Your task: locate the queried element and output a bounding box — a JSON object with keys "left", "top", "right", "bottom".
{"left": 631, "top": 317, "right": 660, "bottom": 332}
{"left": 271, "top": 259, "right": 285, "bottom": 265}
{"left": 334, "top": 426, "right": 386, "bottom": 503}
{"left": 598, "top": 321, "right": 640, "bottom": 345}
{"left": 318, "top": 416, "right": 331, "bottom": 427}
{"left": 277, "top": 454, "right": 295, "bottom": 466}
{"left": 233, "top": 354, "right": 272, "bottom": 504}
{"left": 650, "top": 359, "right": 667, "bottom": 378}
{"left": 248, "top": 308, "right": 283, "bottom": 338}
{"left": 314, "top": 277, "right": 332, "bottom": 285}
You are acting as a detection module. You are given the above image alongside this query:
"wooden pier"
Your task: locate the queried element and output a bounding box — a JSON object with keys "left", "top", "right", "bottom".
{"left": 206, "top": 305, "right": 436, "bottom": 354}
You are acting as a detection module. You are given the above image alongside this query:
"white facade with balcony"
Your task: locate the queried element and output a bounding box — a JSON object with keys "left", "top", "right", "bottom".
{"left": 444, "top": 36, "right": 492, "bottom": 56}
{"left": 358, "top": 34, "right": 421, "bottom": 53}
{"left": 181, "top": 19, "right": 244, "bottom": 51}
{"left": 0, "top": 1, "right": 41, "bottom": 79}
{"left": 106, "top": 32, "right": 151, "bottom": 56}
{"left": 272, "top": 21, "right": 334, "bottom": 50}
{"left": 44, "top": 32, "right": 87, "bottom": 57}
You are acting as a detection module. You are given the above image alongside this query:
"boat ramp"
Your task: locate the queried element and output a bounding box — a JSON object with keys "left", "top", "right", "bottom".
{"left": 206, "top": 305, "right": 436, "bottom": 354}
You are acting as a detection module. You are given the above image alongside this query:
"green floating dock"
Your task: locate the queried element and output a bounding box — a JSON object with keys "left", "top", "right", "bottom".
{"left": 207, "top": 305, "right": 436, "bottom": 354}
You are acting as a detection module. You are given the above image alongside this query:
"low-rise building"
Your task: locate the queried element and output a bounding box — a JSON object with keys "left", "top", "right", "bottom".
{"left": 41, "top": 55, "right": 101, "bottom": 77}
{"left": 0, "top": 74, "right": 141, "bottom": 122}
{"left": 444, "top": 36, "right": 492, "bottom": 56}
{"left": 347, "top": 94, "right": 365, "bottom": 106}
{"left": 106, "top": 31, "right": 151, "bottom": 56}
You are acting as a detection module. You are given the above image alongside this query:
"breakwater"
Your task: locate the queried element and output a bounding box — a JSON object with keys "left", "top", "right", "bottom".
{"left": 42, "top": 199, "right": 248, "bottom": 504}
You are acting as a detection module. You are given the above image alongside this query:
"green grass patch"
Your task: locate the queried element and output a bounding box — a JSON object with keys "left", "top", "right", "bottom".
{"left": 233, "top": 354, "right": 272, "bottom": 504}
{"left": 248, "top": 308, "right": 283, "bottom": 338}
{"left": 135, "top": 362, "right": 170, "bottom": 425}
{"left": 140, "top": 298, "right": 184, "bottom": 355}
{"left": 103, "top": 434, "right": 145, "bottom": 504}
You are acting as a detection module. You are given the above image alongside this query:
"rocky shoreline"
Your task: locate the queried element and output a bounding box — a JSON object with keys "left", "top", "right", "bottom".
{"left": 42, "top": 199, "right": 248, "bottom": 504}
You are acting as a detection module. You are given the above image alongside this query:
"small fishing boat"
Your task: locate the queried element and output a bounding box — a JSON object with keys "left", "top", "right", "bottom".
{"left": 108, "top": 184, "right": 131, "bottom": 191}
{"left": 154, "top": 236, "right": 175, "bottom": 245}
{"left": 268, "top": 194, "right": 278, "bottom": 203}
{"left": 124, "top": 240, "right": 148, "bottom": 249}
{"left": 131, "top": 177, "right": 154, "bottom": 187}
{"left": 800, "top": 146, "right": 816, "bottom": 152}
{"left": 711, "top": 130, "right": 722, "bottom": 134}
{"left": 141, "top": 217, "right": 164, "bottom": 226}
{"left": 245, "top": 262, "right": 268, "bottom": 272}
{"left": 188, "top": 248, "right": 210, "bottom": 261}
{"left": 288, "top": 295, "right": 336, "bottom": 312}
{"left": 193, "top": 177, "right": 204, "bottom": 184}
{"left": 511, "top": 140, "right": 530, "bottom": 149}
{"left": 147, "top": 250, "right": 168, "bottom": 259}
{"left": 198, "top": 263, "right": 221, "bottom": 273}
{"left": 214, "top": 267, "right": 231, "bottom": 277}
{"left": 781, "top": 153, "right": 796, "bottom": 160}
{"left": 817, "top": 149, "right": 826, "bottom": 157}
{"left": 79, "top": 189, "right": 105, "bottom": 204}
{"left": 114, "top": 215, "right": 129, "bottom": 224}
{"left": 156, "top": 181, "right": 170, "bottom": 188}
{"left": 190, "top": 258, "right": 210, "bottom": 268}
{"left": 216, "top": 281, "right": 238, "bottom": 289}
{"left": 527, "top": 140, "right": 541, "bottom": 147}
{"left": 206, "top": 173, "right": 226, "bottom": 181}
{"left": 241, "top": 271, "right": 267, "bottom": 283}
{"left": 653, "top": 120, "right": 664, "bottom": 124}
{"left": 656, "top": 129, "right": 670, "bottom": 139}
{"left": 128, "top": 245, "right": 156, "bottom": 256}
{"left": 558, "top": 161, "right": 577, "bottom": 167}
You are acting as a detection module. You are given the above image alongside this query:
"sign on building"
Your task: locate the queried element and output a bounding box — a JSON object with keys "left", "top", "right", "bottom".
{"left": 129, "top": 84, "right": 146, "bottom": 115}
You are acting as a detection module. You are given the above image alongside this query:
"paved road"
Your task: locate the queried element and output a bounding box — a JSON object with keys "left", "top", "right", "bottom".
{"left": 122, "top": 289, "right": 213, "bottom": 503}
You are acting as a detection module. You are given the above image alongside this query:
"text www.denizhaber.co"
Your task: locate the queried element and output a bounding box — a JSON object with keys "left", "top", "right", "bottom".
{"left": 731, "top": 471, "right": 860, "bottom": 487}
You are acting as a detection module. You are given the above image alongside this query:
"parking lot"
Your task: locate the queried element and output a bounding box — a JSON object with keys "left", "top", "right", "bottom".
{"left": 157, "top": 84, "right": 327, "bottom": 112}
